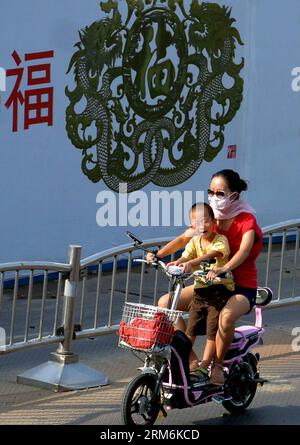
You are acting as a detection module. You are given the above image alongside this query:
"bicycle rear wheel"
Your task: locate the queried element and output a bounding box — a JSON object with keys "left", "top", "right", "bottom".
{"left": 223, "top": 359, "right": 257, "bottom": 413}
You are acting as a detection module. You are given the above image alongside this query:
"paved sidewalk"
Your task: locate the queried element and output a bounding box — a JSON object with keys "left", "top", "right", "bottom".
{"left": 0, "top": 305, "right": 299, "bottom": 425}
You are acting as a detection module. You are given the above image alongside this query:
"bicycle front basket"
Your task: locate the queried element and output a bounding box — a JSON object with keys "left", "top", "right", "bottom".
{"left": 118, "top": 303, "right": 183, "bottom": 351}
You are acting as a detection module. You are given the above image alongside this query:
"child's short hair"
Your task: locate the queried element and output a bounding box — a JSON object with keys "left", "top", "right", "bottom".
{"left": 190, "top": 202, "right": 215, "bottom": 220}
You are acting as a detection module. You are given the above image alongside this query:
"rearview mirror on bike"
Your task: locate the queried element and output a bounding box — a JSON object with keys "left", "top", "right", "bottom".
{"left": 125, "top": 230, "right": 155, "bottom": 255}
{"left": 126, "top": 230, "right": 143, "bottom": 245}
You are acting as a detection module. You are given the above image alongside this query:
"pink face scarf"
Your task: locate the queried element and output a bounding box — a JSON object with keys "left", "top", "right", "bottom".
{"left": 184, "top": 198, "right": 256, "bottom": 238}
{"left": 209, "top": 198, "right": 256, "bottom": 221}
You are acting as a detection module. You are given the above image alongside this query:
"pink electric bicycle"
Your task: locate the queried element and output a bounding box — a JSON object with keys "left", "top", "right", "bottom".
{"left": 119, "top": 232, "right": 272, "bottom": 426}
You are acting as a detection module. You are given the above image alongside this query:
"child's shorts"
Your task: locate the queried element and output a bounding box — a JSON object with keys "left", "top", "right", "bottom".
{"left": 186, "top": 285, "right": 233, "bottom": 340}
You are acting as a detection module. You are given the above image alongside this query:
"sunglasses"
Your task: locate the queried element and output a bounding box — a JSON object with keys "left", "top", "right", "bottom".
{"left": 207, "top": 189, "right": 228, "bottom": 198}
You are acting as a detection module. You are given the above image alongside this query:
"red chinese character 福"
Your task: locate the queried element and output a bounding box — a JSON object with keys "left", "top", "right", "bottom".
{"left": 5, "top": 50, "right": 54, "bottom": 132}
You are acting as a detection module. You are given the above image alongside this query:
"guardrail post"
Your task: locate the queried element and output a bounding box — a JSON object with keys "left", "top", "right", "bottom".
{"left": 17, "top": 245, "right": 109, "bottom": 391}
{"left": 56, "top": 245, "right": 81, "bottom": 356}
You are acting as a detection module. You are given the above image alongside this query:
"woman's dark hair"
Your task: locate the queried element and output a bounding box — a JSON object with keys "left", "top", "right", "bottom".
{"left": 211, "top": 169, "right": 248, "bottom": 193}
{"left": 190, "top": 202, "right": 215, "bottom": 219}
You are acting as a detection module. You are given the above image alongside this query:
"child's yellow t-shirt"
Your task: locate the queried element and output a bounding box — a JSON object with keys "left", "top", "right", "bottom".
{"left": 182, "top": 233, "right": 235, "bottom": 291}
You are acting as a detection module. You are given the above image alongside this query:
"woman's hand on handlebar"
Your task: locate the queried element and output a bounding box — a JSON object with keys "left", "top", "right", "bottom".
{"left": 206, "top": 267, "right": 226, "bottom": 281}
{"left": 146, "top": 252, "right": 156, "bottom": 264}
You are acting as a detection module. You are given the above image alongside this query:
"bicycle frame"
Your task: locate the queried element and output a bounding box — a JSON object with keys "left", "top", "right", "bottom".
{"left": 120, "top": 234, "right": 272, "bottom": 424}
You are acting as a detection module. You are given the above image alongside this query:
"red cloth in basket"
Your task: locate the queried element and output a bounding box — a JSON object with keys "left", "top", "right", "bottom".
{"left": 119, "top": 311, "right": 174, "bottom": 349}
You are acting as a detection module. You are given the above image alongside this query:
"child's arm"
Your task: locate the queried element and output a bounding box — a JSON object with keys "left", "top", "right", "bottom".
{"left": 181, "top": 250, "right": 223, "bottom": 273}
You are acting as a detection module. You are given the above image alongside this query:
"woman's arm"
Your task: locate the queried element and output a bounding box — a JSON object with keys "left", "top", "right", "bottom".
{"left": 157, "top": 233, "right": 191, "bottom": 258}
{"left": 146, "top": 233, "right": 192, "bottom": 262}
{"left": 206, "top": 230, "right": 255, "bottom": 279}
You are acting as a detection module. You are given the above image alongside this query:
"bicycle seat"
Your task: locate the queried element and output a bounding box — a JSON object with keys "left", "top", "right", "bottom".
{"left": 233, "top": 325, "right": 261, "bottom": 342}
{"left": 225, "top": 325, "right": 263, "bottom": 360}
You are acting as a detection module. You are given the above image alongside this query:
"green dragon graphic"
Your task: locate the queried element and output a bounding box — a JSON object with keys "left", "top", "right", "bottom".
{"left": 66, "top": 0, "right": 244, "bottom": 192}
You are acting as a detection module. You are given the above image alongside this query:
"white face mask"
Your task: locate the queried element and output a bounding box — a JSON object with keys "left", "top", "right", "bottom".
{"left": 208, "top": 194, "right": 235, "bottom": 211}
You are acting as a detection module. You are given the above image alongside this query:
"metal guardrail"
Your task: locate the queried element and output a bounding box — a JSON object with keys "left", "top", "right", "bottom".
{"left": 77, "top": 220, "right": 299, "bottom": 335}
{"left": 77, "top": 238, "right": 174, "bottom": 337}
{"left": 262, "top": 219, "right": 300, "bottom": 303}
{"left": 0, "top": 220, "right": 299, "bottom": 391}
{"left": 0, "top": 261, "right": 70, "bottom": 354}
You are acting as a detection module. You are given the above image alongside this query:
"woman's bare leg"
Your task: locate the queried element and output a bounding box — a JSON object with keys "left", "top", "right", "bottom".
{"left": 158, "top": 285, "right": 194, "bottom": 331}
{"left": 211, "top": 294, "right": 250, "bottom": 384}
{"left": 215, "top": 294, "right": 250, "bottom": 362}
{"left": 158, "top": 284, "right": 194, "bottom": 311}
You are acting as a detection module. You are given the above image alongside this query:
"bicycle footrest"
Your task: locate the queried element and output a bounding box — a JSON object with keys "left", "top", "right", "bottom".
{"left": 253, "top": 377, "right": 269, "bottom": 385}
{"left": 212, "top": 395, "right": 232, "bottom": 404}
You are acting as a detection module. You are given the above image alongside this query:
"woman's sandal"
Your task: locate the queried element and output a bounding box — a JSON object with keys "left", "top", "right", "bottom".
{"left": 189, "top": 367, "right": 209, "bottom": 383}
{"left": 210, "top": 363, "right": 225, "bottom": 386}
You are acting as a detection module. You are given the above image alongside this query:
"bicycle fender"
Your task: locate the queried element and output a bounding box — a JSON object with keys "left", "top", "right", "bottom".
{"left": 137, "top": 367, "right": 158, "bottom": 376}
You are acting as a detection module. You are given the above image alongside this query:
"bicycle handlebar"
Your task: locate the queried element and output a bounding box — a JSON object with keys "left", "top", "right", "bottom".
{"left": 133, "top": 258, "right": 218, "bottom": 283}
{"left": 129, "top": 232, "right": 219, "bottom": 284}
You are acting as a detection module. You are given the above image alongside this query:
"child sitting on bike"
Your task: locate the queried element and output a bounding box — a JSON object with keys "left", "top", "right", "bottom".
{"left": 168, "top": 202, "right": 235, "bottom": 382}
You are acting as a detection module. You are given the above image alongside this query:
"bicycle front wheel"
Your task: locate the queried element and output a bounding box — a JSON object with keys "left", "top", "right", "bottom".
{"left": 121, "top": 373, "right": 161, "bottom": 426}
